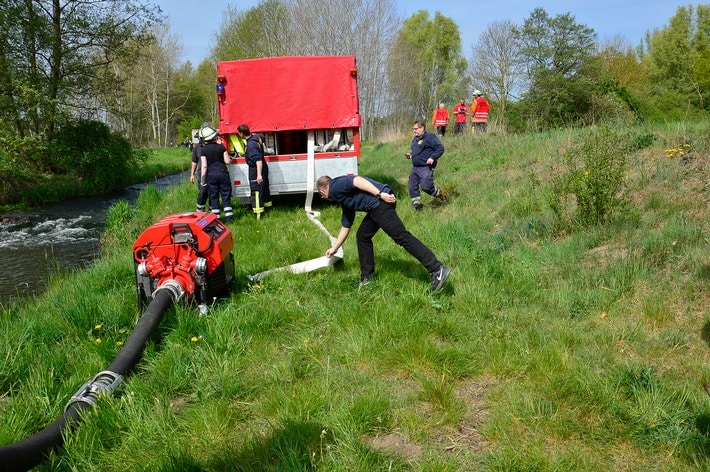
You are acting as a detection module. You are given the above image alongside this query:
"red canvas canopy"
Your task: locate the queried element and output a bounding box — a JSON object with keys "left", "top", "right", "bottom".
{"left": 216, "top": 56, "right": 361, "bottom": 134}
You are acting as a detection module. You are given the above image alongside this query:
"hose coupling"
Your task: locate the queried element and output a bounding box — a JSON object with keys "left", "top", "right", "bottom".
{"left": 195, "top": 257, "right": 207, "bottom": 275}
{"left": 153, "top": 279, "right": 185, "bottom": 302}
{"left": 65, "top": 370, "right": 123, "bottom": 411}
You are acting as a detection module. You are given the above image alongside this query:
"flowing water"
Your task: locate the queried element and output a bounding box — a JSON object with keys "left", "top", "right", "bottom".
{"left": 0, "top": 171, "right": 190, "bottom": 305}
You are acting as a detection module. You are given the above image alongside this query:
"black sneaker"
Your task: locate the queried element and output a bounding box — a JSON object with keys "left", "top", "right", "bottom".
{"left": 430, "top": 265, "right": 451, "bottom": 292}
{"left": 355, "top": 275, "right": 372, "bottom": 287}
{"left": 412, "top": 202, "right": 423, "bottom": 211}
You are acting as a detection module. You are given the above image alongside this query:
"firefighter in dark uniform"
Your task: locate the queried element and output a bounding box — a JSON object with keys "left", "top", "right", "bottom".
{"left": 238, "top": 123, "right": 272, "bottom": 218}
{"left": 199, "top": 126, "right": 234, "bottom": 223}
{"left": 189, "top": 126, "right": 208, "bottom": 212}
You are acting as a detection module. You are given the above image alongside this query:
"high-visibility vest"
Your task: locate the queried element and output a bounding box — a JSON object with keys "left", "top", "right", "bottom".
{"left": 432, "top": 108, "right": 450, "bottom": 127}
{"left": 229, "top": 134, "right": 246, "bottom": 155}
{"left": 471, "top": 97, "right": 489, "bottom": 122}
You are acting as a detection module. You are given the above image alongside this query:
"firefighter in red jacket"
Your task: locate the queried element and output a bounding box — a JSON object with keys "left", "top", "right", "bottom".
{"left": 470, "top": 90, "right": 490, "bottom": 133}
{"left": 431, "top": 103, "right": 450, "bottom": 137}
{"left": 453, "top": 98, "right": 469, "bottom": 135}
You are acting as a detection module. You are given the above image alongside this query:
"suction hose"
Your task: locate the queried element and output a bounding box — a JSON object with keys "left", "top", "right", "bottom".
{"left": 0, "top": 281, "right": 183, "bottom": 472}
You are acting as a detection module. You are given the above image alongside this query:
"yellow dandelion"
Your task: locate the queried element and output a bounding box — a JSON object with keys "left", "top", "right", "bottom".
{"left": 191, "top": 336, "right": 199, "bottom": 342}
{"left": 116, "top": 341, "right": 124, "bottom": 347}
{"left": 95, "top": 338, "right": 102, "bottom": 344}
{"left": 94, "top": 324, "right": 102, "bottom": 330}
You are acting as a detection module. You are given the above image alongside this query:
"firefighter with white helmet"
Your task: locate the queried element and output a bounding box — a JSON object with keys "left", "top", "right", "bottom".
{"left": 189, "top": 122, "right": 210, "bottom": 212}
{"left": 470, "top": 90, "right": 490, "bottom": 133}
{"left": 199, "top": 126, "right": 234, "bottom": 223}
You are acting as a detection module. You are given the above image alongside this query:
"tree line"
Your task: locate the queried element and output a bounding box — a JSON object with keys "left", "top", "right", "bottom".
{"left": 0, "top": 0, "right": 708, "bottom": 197}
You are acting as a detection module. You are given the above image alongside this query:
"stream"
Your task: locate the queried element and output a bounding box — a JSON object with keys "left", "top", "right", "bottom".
{"left": 0, "top": 171, "right": 190, "bottom": 305}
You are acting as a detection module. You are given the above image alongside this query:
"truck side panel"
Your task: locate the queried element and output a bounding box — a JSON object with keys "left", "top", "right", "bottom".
{"left": 229, "top": 155, "right": 358, "bottom": 202}
{"left": 216, "top": 56, "right": 360, "bottom": 134}
{"left": 216, "top": 56, "right": 361, "bottom": 203}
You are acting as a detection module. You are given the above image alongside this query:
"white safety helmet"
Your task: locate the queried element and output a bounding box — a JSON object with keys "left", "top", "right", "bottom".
{"left": 199, "top": 126, "right": 219, "bottom": 142}
{"left": 473, "top": 89, "right": 483, "bottom": 96}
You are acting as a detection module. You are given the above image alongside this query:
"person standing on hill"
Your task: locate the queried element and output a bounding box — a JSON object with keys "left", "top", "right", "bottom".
{"left": 453, "top": 98, "right": 469, "bottom": 135}
{"left": 406, "top": 120, "right": 447, "bottom": 211}
{"left": 199, "top": 126, "right": 234, "bottom": 223}
{"left": 431, "top": 102, "right": 450, "bottom": 137}
{"left": 470, "top": 90, "right": 490, "bottom": 133}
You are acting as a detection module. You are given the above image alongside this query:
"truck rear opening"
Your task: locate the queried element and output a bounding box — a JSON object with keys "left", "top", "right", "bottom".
{"left": 215, "top": 56, "right": 360, "bottom": 204}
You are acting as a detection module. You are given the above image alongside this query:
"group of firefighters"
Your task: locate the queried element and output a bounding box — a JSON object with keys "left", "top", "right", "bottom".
{"left": 431, "top": 90, "right": 490, "bottom": 137}
{"left": 189, "top": 123, "right": 272, "bottom": 222}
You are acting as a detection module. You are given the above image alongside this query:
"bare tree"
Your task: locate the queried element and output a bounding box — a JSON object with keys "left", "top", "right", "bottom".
{"left": 284, "top": 0, "right": 400, "bottom": 139}
{"left": 107, "top": 24, "right": 189, "bottom": 146}
{"left": 468, "top": 20, "right": 523, "bottom": 124}
{"left": 211, "top": 0, "right": 398, "bottom": 140}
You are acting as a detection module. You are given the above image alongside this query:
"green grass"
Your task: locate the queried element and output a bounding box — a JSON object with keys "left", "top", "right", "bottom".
{"left": 0, "top": 146, "right": 190, "bottom": 210}
{"left": 131, "top": 147, "right": 193, "bottom": 184}
{"left": 1, "top": 122, "right": 709, "bottom": 470}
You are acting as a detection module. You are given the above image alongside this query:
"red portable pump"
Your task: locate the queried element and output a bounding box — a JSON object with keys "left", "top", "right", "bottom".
{"left": 132, "top": 212, "right": 235, "bottom": 309}
{"left": 0, "top": 212, "right": 236, "bottom": 471}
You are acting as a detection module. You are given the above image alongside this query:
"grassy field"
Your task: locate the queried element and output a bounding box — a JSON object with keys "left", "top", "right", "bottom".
{"left": 130, "top": 147, "right": 193, "bottom": 183}
{"left": 0, "top": 122, "right": 708, "bottom": 470}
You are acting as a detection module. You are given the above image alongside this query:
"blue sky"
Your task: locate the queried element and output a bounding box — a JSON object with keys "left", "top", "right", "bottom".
{"left": 153, "top": 0, "right": 695, "bottom": 64}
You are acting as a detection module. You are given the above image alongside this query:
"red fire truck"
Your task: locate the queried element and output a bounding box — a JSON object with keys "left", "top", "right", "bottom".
{"left": 215, "top": 56, "right": 361, "bottom": 204}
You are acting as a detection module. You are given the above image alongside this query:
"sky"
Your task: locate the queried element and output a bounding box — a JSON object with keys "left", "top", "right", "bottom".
{"left": 152, "top": 0, "right": 695, "bottom": 64}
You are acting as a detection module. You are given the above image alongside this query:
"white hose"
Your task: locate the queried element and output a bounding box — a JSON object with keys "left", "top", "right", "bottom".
{"left": 247, "top": 131, "right": 343, "bottom": 282}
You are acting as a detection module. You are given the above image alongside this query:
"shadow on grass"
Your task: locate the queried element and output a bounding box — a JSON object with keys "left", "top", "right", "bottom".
{"left": 701, "top": 321, "right": 710, "bottom": 349}
{"left": 214, "top": 419, "right": 330, "bottom": 471}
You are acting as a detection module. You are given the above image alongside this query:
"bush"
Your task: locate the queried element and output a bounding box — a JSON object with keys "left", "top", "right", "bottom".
{"left": 548, "top": 125, "right": 632, "bottom": 227}
{"left": 50, "top": 119, "right": 138, "bottom": 192}
{"left": 0, "top": 131, "right": 50, "bottom": 174}
{"left": 0, "top": 169, "right": 37, "bottom": 206}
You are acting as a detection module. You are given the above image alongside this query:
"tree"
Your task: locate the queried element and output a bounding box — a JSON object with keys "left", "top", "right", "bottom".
{"left": 212, "top": 0, "right": 290, "bottom": 61}
{"left": 597, "top": 36, "right": 647, "bottom": 91}
{"left": 468, "top": 20, "right": 523, "bottom": 125}
{"left": 387, "top": 11, "right": 467, "bottom": 123}
{"left": 99, "top": 24, "right": 192, "bottom": 147}
{"left": 139, "top": 24, "right": 187, "bottom": 147}
{"left": 286, "top": 0, "right": 400, "bottom": 139}
{"left": 692, "top": 4, "right": 710, "bottom": 102}
{"left": 209, "top": 0, "right": 399, "bottom": 140}
{"left": 595, "top": 36, "right": 650, "bottom": 121}
{"left": 0, "top": 0, "right": 160, "bottom": 140}
{"left": 515, "top": 7, "right": 598, "bottom": 130}
{"left": 641, "top": 4, "right": 710, "bottom": 111}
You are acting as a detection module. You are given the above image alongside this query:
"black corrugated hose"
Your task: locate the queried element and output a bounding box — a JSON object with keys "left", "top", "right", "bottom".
{"left": 0, "top": 284, "right": 180, "bottom": 471}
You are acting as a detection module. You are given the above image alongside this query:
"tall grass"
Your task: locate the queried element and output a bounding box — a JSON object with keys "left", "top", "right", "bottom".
{"left": 0, "top": 122, "right": 708, "bottom": 470}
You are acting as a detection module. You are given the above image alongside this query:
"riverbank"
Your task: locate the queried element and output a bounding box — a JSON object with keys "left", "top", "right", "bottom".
{"left": 0, "top": 169, "right": 191, "bottom": 304}
{"left": 0, "top": 147, "right": 191, "bottom": 212}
